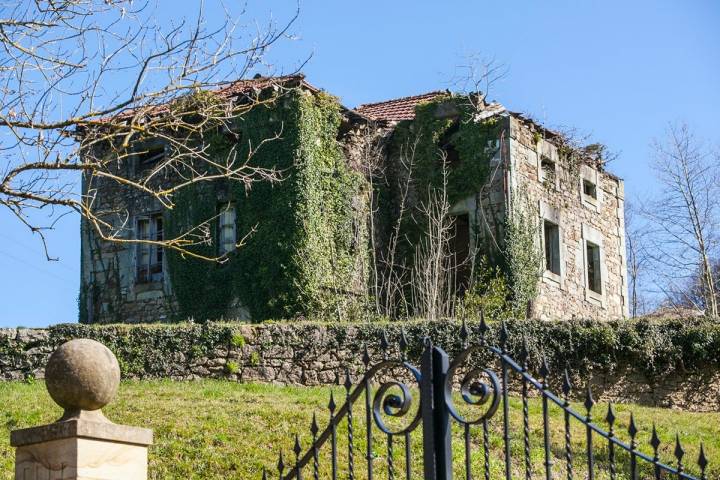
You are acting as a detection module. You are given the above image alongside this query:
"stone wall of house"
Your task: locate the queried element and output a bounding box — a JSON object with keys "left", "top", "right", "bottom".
{"left": 1, "top": 319, "right": 717, "bottom": 412}
{"left": 80, "top": 153, "right": 176, "bottom": 324}
{"left": 508, "top": 116, "right": 628, "bottom": 320}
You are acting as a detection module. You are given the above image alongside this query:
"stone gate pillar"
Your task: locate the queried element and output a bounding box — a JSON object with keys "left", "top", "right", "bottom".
{"left": 10, "top": 339, "right": 153, "bottom": 480}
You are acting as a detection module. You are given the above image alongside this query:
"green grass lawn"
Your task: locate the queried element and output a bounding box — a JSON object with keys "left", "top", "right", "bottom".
{"left": 0, "top": 380, "right": 717, "bottom": 479}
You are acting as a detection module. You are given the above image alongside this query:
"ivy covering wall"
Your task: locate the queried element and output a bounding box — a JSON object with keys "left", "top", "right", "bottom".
{"left": 2, "top": 317, "right": 720, "bottom": 410}
{"left": 382, "top": 96, "right": 541, "bottom": 317}
{"left": 165, "top": 89, "right": 366, "bottom": 321}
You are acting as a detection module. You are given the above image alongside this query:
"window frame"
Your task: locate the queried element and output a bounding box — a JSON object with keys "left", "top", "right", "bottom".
{"left": 133, "top": 140, "right": 167, "bottom": 174}
{"left": 539, "top": 202, "right": 564, "bottom": 288}
{"left": 217, "top": 202, "right": 237, "bottom": 256}
{"left": 539, "top": 156, "right": 559, "bottom": 190}
{"left": 135, "top": 213, "right": 164, "bottom": 285}
{"left": 581, "top": 224, "right": 606, "bottom": 306}
{"left": 580, "top": 165, "right": 602, "bottom": 212}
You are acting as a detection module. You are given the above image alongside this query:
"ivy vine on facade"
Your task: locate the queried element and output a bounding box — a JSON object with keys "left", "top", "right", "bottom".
{"left": 79, "top": 75, "right": 628, "bottom": 323}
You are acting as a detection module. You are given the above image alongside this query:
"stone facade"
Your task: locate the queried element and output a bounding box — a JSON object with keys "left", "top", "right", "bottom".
{"left": 0, "top": 320, "right": 717, "bottom": 412}
{"left": 80, "top": 77, "right": 627, "bottom": 323}
{"left": 507, "top": 115, "right": 628, "bottom": 320}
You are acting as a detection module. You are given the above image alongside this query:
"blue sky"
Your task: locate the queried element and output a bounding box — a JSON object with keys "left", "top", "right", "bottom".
{"left": 1, "top": 0, "right": 718, "bottom": 327}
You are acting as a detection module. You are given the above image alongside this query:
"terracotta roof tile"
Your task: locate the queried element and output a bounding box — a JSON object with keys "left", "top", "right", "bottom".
{"left": 96, "top": 74, "right": 316, "bottom": 124}
{"left": 355, "top": 91, "right": 447, "bottom": 121}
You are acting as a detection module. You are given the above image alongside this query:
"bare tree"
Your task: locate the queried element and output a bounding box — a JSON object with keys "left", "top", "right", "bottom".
{"left": 0, "top": 0, "right": 299, "bottom": 261}
{"left": 364, "top": 130, "right": 415, "bottom": 319}
{"left": 624, "top": 201, "right": 650, "bottom": 317}
{"left": 641, "top": 123, "right": 719, "bottom": 317}
{"left": 410, "top": 152, "right": 458, "bottom": 321}
{"left": 449, "top": 52, "right": 509, "bottom": 112}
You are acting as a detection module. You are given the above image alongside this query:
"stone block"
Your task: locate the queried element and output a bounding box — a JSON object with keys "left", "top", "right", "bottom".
{"left": 12, "top": 419, "right": 153, "bottom": 480}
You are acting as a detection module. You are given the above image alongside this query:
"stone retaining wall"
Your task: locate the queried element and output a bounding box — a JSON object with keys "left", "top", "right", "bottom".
{"left": 1, "top": 318, "right": 718, "bottom": 412}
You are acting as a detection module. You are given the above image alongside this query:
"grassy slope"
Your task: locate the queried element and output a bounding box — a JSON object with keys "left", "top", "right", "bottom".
{"left": 0, "top": 380, "right": 717, "bottom": 479}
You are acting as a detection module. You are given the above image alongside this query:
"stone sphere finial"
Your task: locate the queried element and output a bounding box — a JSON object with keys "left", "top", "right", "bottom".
{"left": 45, "top": 339, "right": 121, "bottom": 419}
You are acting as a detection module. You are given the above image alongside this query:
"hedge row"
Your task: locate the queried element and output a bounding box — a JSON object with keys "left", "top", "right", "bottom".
{"left": 1, "top": 317, "right": 717, "bottom": 379}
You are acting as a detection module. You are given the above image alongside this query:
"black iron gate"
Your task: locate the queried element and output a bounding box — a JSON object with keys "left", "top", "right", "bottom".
{"left": 265, "top": 319, "right": 711, "bottom": 480}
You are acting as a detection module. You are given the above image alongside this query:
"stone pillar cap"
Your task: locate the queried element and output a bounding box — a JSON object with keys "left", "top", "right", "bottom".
{"left": 10, "top": 418, "right": 153, "bottom": 448}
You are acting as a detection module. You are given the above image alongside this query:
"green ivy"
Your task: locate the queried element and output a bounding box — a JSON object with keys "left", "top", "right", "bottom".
{"left": 164, "top": 89, "right": 366, "bottom": 322}
{"left": 384, "top": 96, "right": 537, "bottom": 313}
{"left": 24, "top": 316, "right": 720, "bottom": 379}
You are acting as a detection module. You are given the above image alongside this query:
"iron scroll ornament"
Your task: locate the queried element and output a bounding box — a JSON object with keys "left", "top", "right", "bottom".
{"left": 443, "top": 344, "right": 501, "bottom": 425}
{"left": 371, "top": 360, "right": 423, "bottom": 435}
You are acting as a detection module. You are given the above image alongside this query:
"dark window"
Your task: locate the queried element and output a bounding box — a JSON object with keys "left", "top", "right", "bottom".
{"left": 217, "top": 203, "right": 237, "bottom": 255}
{"left": 583, "top": 179, "right": 597, "bottom": 199}
{"left": 136, "top": 144, "right": 165, "bottom": 170}
{"left": 586, "top": 241, "right": 602, "bottom": 294}
{"left": 540, "top": 158, "right": 556, "bottom": 186}
{"left": 543, "top": 220, "right": 560, "bottom": 275}
{"left": 136, "top": 214, "right": 164, "bottom": 283}
{"left": 450, "top": 213, "right": 471, "bottom": 295}
{"left": 439, "top": 122, "right": 461, "bottom": 168}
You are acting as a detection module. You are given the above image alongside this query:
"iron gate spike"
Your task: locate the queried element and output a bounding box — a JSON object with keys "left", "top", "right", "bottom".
{"left": 698, "top": 443, "right": 708, "bottom": 476}
{"left": 310, "top": 413, "right": 318, "bottom": 436}
{"left": 650, "top": 423, "right": 661, "bottom": 456}
{"left": 539, "top": 354, "right": 550, "bottom": 381}
{"left": 499, "top": 321, "right": 509, "bottom": 350}
{"left": 294, "top": 434, "right": 301, "bottom": 456}
{"left": 675, "top": 434, "right": 685, "bottom": 463}
{"left": 344, "top": 368, "right": 352, "bottom": 391}
{"left": 460, "top": 316, "right": 469, "bottom": 343}
{"left": 278, "top": 450, "right": 285, "bottom": 473}
{"left": 605, "top": 403, "right": 616, "bottom": 429}
{"left": 380, "top": 329, "right": 390, "bottom": 359}
{"left": 520, "top": 336, "right": 530, "bottom": 370}
{"left": 561, "top": 369, "right": 572, "bottom": 397}
{"left": 362, "top": 344, "right": 371, "bottom": 366}
{"left": 328, "top": 391, "right": 336, "bottom": 413}
{"left": 479, "top": 310, "right": 488, "bottom": 337}
{"left": 584, "top": 384, "right": 595, "bottom": 414}
{"left": 399, "top": 328, "right": 408, "bottom": 357}
{"left": 628, "top": 413, "right": 638, "bottom": 439}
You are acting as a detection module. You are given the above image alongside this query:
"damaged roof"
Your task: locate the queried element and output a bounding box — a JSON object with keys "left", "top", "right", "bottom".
{"left": 355, "top": 91, "right": 448, "bottom": 121}
{"left": 89, "top": 74, "right": 321, "bottom": 127}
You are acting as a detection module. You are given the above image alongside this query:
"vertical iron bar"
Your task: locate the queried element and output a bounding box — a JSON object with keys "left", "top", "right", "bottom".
{"left": 294, "top": 434, "right": 303, "bottom": 480}
{"left": 364, "top": 344, "right": 374, "bottom": 480}
{"left": 698, "top": 443, "right": 708, "bottom": 480}
{"left": 345, "top": 371, "right": 355, "bottom": 480}
{"left": 522, "top": 380, "right": 532, "bottom": 480}
{"left": 388, "top": 434, "right": 395, "bottom": 480}
{"left": 405, "top": 432, "right": 412, "bottom": 480}
{"left": 540, "top": 358, "right": 552, "bottom": 480}
{"left": 483, "top": 419, "right": 490, "bottom": 480}
{"left": 421, "top": 341, "right": 437, "bottom": 480}
{"left": 465, "top": 423, "right": 472, "bottom": 480}
{"left": 330, "top": 392, "right": 338, "bottom": 480}
{"left": 606, "top": 404, "right": 616, "bottom": 480}
{"left": 675, "top": 434, "right": 685, "bottom": 480}
{"left": 564, "top": 410, "right": 572, "bottom": 480}
{"left": 651, "top": 424, "right": 661, "bottom": 480}
{"left": 522, "top": 343, "right": 531, "bottom": 480}
{"left": 278, "top": 450, "right": 285, "bottom": 480}
{"left": 585, "top": 386, "right": 595, "bottom": 480}
{"left": 501, "top": 358, "right": 512, "bottom": 480}
{"left": 432, "top": 346, "right": 453, "bottom": 480}
{"left": 542, "top": 390, "right": 551, "bottom": 480}
{"left": 562, "top": 370, "right": 572, "bottom": 480}
{"left": 312, "top": 415, "right": 319, "bottom": 480}
{"left": 629, "top": 414, "right": 638, "bottom": 480}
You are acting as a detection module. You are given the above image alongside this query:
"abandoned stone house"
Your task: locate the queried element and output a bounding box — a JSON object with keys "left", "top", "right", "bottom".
{"left": 79, "top": 75, "right": 628, "bottom": 324}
